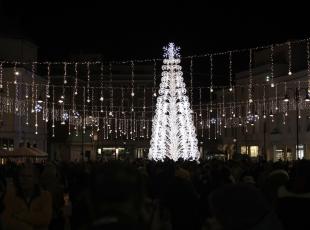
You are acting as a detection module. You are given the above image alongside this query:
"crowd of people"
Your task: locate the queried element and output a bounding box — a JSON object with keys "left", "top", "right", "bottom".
{"left": 0, "top": 157, "right": 309, "bottom": 230}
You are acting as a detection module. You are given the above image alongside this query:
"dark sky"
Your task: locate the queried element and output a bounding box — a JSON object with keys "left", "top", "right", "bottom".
{"left": 1, "top": 2, "right": 309, "bottom": 62}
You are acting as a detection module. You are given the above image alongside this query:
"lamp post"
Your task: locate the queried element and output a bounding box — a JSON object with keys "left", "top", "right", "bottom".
{"left": 283, "top": 87, "right": 310, "bottom": 159}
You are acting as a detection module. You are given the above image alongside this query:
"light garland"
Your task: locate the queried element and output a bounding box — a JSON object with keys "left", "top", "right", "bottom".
{"left": 52, "top": 85, "right": 55, "bottom": 137}
{"left": 270, "top": 44, "right": 275, "bottom": 87}
{"left": 199, "top": 87, "right": 202, "bottom": 124}
{"left": 14, "top": 64, "right": 19, "bottom": 112}
{"left": 153, "top": 60, "right": 157, "bottom": 97}
{"left": 130, "top": 61, "right": 135, "bottom": 112}
{"left": 25, "top": 84, "right": 29, "bottom": 125}
{"left": 74, "top": 63, "right": 78, "bottom": 95}
{"left": 307, "top": 39, "right": 310, "bottom": 91}
{"left": 63, "top": 62, "right": 67, "bottom": 85}
{"left": 210, "top": 54, "right": 213, "bottom": 93}
{"left": 248, "top": 49, "right": 253, "bottom": 104}
{"left": 100, "top": 63, "right": 104, "bottom": 108}
{"left": 83, "top": 87, "right": 86, "bottom": 133}
{"left": 87, "top": 62, "right": 91, "bottom": 103}
{"left": 109, "top": 63, "right": 113, "bottom": 116}
{"left": 190, "top": 57, "right": 193, "bottom": 107}
{"left": 35, "top": 85, "right": 38, "bottom": 134}
{"left": 229, "top": 51, "right": 233, "bottom": 92}
{"left": 31, "top": 63, "right": 35, "bottom": 113}
{"left": 143, "top": 87, "right": 146, "bottom": 129}
{"left": 0, "top": 62, "right": 3, "bottom": 89}
{"left": 288, "top": 42, "right": 292, "bottom": 75}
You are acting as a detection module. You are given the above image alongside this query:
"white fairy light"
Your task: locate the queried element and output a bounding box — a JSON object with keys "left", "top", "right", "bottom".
{"left": 263, "top": 85, "right": 266, "bottom": 118}
{"left": 31, "top": 63, "right": 35, "bottom": 113}
{"left": 52, "top": 86, "right": 55, "bottom": 137}
{"left": 0, "top": 62, "right": 3, "bottom": 89}
{"left": 74, "top": 63, "right": 78, "bottom": 95}
{"left": 210, "top": 54, "right": 213, "bottom": 93}
{"left": 153, "top": 60, "right": 157, "bottom": 97}
{"left": 275, "top": 84, "right": 279, "bottom": 110}
{"left": 87, "top": 62, "right": 91, "bottom": 103}
{"left": 63, "top": 62, "right": 67, "bottom": 84}
{"left": 109, "top": 63, "right": 113, "bottom": 116}
{"left": 6, "top": 82, "right": 9, "bottom": 108}
{"left": 13, "top": 62, "right": 18, "bottom": 84}
{"left": 35, "top": 85, "right": 38, "bottom": 134}
{"left": 199, "top": 87, "right": 202, "bottom": 126}
{"left": 68, "top": 111, "right": 71, "bottom": 135}
{"left": 149, "top": 43, "right": 200, "bottom": 161}
{"left": 83, "top": 87, "right": 86, "bottom": 134}
{"left": 307, "top": 39, "right": 310, "bottom": 90}
{"left": 270, "top": 44, "right": 275, "bottom": 87}
{"left": 288, "top": 42, "right": 292, "bottom": 75}
{"left": 121, "top": 87, "right": 124, "bottom": 115}
{"left": 222, "top": 88, "right": 225, "bottom": 117}
{"left": 248, "top": 49, "right": 253, "bottom": 104}
{"left": 229, "top": 51, "right": 233, "bottom": 92}
{"left": 100, "top": 63, "right": 104, "bottom": 105}
{"left": 45, "top": 63, "right": 51, "bottom": 99}
{"left": 130, "top": 61, "right": 135, "bottom": 113}
{"left": 14, "top": 63, "right": 19, "bottom": 112}
{"left": 190, "top": 57, "right": 193, "bottom": 107}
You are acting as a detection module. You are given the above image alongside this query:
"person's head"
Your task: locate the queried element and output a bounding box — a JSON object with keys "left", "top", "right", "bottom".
{"left": 18, "top": 163, "right": 39, "bottom": 193}
{"left": 208, "top": 183, "right": 272, "bottom": 230}
{"left": 0, "top": 177, "right": 6, "bottom": 214}
{"left": 90, "top": 162, "right": 149, "bottom": 229}
{"left": 291, "top": 160, "right": 310, "bottom": 193}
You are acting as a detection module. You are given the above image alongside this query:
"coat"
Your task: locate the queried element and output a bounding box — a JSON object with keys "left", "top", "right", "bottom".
{"left": 3, "top": 184, "right": 52, "bottom": 230}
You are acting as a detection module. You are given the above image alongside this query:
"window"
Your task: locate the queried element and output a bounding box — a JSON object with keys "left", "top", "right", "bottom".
{"left": 0, "top": 138, "right": 14, "bottom": 151}
{"left": 8, "top": 139, "right": 14, "bottom": 151}
{"left": 249, "top": 146, "right": 259, "bottom": 157}
{"left": 274, "top": 149, "right": 284, "bottom": 161}
{"left": 241, "top": 146, "right": 259, "bottom": 157}
{"left": 241, "top": 146, "right": 248, "bottom": 155}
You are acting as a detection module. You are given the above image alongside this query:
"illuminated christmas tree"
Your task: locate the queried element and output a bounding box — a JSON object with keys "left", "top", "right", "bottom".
{"left": 149, "top": 43, "right": 200, "bottom": 161}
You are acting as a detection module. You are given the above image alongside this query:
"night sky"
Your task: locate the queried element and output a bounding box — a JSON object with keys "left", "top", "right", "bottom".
{"left": 1, "top": 2, "right": 310, "bottom": 86}
{"left": 1, "top": 3, "right": 309, "bottom": 60}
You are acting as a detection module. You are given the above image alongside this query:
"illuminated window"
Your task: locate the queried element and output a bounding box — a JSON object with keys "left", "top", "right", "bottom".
{"left": 274, "top": 149, "right": 284, "bottom": 161}
{"left": 241, "top": 146, "right": 248, "bottom": 154}
{"left": 249, "top": 146, "right": 258, "bottom": 157}
{"left": 241, "top": 146, "right": 259, "bottom": 157}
